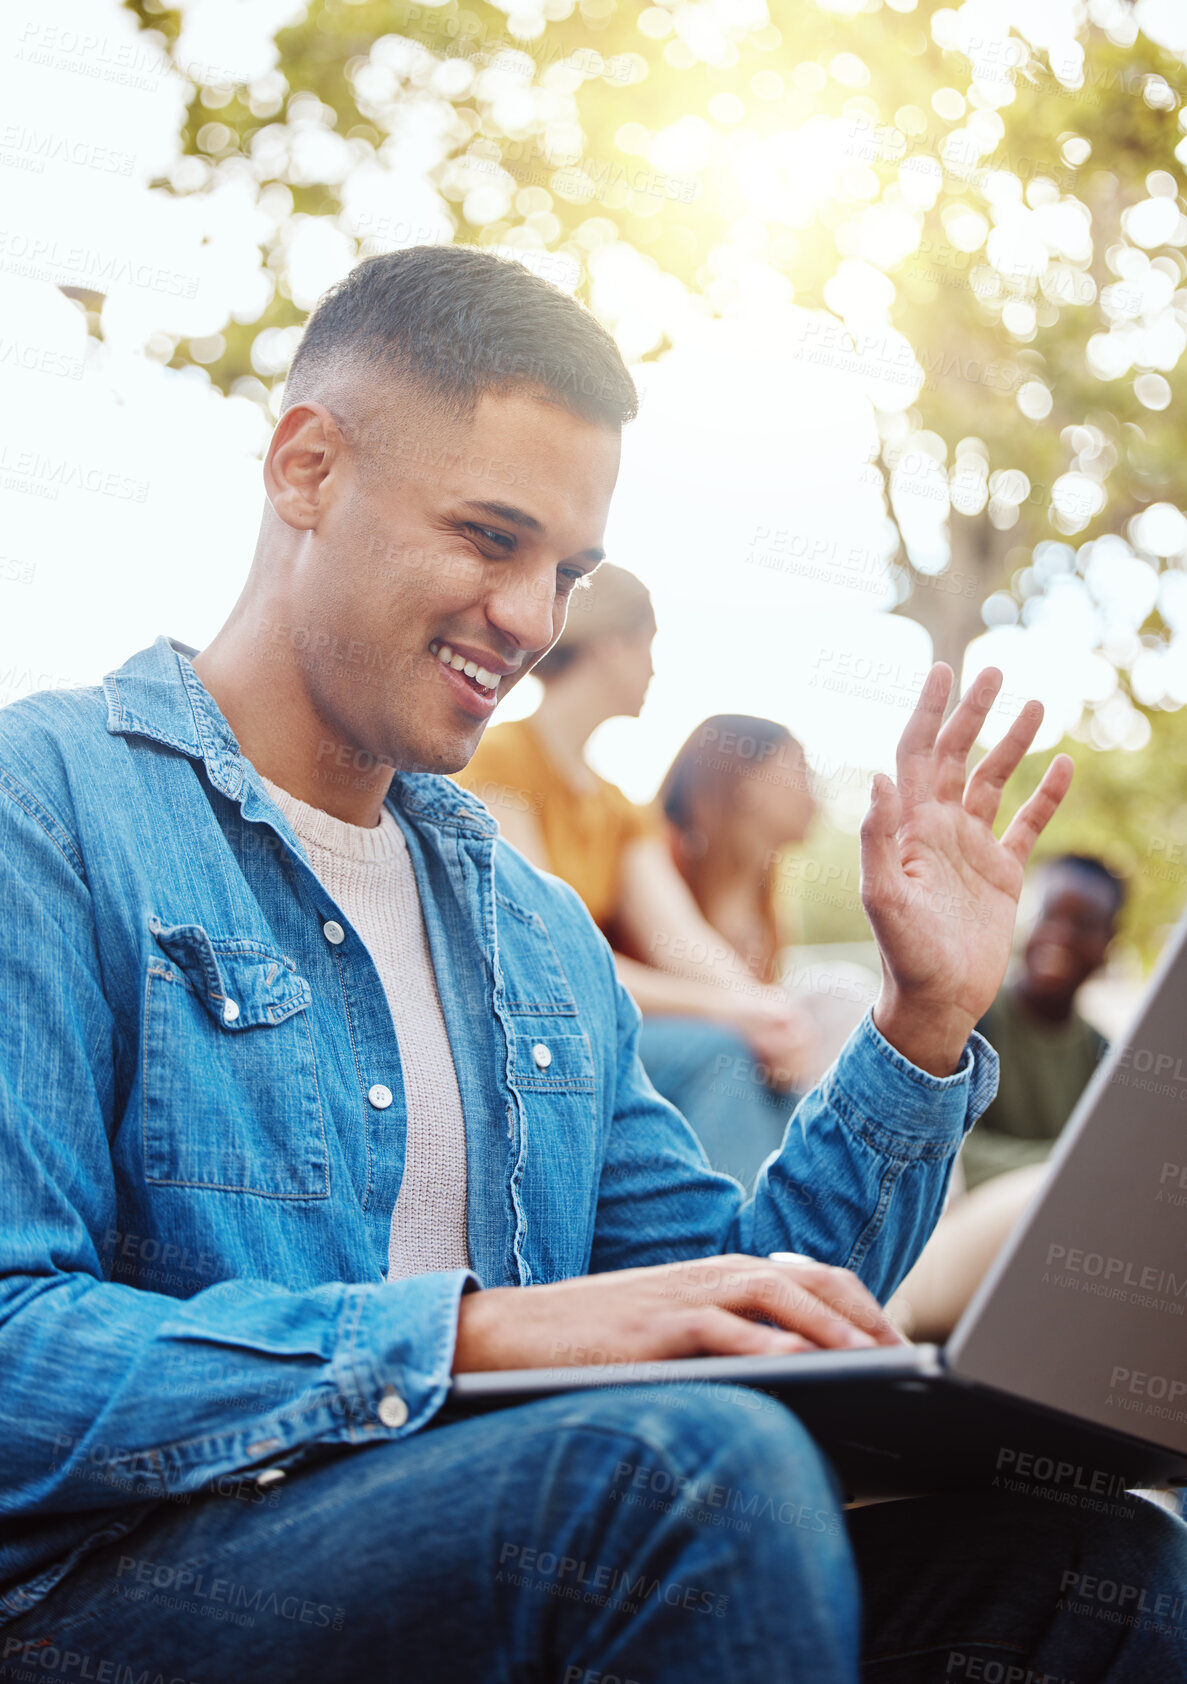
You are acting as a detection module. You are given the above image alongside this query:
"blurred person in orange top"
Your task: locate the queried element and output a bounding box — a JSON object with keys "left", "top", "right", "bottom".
{"left": 454, "top": 563, "right": 817, "bottom": 1163}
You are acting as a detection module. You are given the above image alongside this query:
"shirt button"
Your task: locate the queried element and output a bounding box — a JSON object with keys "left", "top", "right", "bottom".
{"left": 255, "top": 1467, "right": 286, "bottom": 1489}
{"left": 323, "top": 919, "right": 345, "bottom": 945}
{"left": 531, "top": 1042, "right": 552, "bottom": 1070}
{"left": 368, "top": 1083, "right": 393, "bottom": 1110}
{"left": 378, "top": 1389, "right": 409, "bottom": 1429}
{"left": 222, "top": 999, "right": 240, "bottom": 1024}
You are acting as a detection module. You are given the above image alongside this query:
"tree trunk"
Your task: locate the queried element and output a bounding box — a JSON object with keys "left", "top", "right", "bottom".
{"left": 894, "top": 509, "right": 1003, "bottom": 686}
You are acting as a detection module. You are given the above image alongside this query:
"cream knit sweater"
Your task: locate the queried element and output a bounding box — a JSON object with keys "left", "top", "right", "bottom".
{"left": 260, "top": 774, "right": 472, "bottom": 1281}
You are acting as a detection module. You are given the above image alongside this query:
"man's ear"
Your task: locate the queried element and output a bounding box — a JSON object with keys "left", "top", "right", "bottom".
{"left": 263, "top": 402, "right": 346, "bottom": 531}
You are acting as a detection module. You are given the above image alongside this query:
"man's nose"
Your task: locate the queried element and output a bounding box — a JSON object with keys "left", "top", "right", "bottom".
{"left": 485, "top": 567, "right": 558, "bottom": 655}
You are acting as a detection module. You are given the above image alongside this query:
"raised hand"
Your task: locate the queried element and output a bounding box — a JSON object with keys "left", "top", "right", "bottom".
{"left": 860, "top": 663, "right": 1073, "bottom": 1076}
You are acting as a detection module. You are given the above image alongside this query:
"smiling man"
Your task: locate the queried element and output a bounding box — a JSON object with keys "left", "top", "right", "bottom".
{"left": 191, "top": 256, "right": 626, "bottom": 803}
{"left": 961, "top": 854, "right": 1123, "bottom": 1192}
{"left": 0, "top": 246, "right": 1183, "bottom": 1683}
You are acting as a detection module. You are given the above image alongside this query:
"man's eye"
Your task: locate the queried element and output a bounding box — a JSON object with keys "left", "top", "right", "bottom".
{"left": 558, "top": 569, "right": 588, "bottom": 593}
{"left": 465, "top": 523, "right": 515, "bottom": 552}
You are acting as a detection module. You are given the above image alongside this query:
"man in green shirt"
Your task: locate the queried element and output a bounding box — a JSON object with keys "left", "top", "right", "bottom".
{"left": 961, "top": 852, "right": 1122, "bottom": 1189}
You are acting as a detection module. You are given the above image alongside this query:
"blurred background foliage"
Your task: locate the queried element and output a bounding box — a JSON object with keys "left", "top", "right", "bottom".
{"left": 124, "top": 0, "right": 1187, "bottom": 958}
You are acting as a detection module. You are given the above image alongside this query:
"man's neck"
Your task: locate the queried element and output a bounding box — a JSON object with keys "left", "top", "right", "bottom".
{"left": 1009, "top": 978, "right": 1077, "bottom": 1026}
{"left": 191, "top": 620, "right": 395, "bottom": 828}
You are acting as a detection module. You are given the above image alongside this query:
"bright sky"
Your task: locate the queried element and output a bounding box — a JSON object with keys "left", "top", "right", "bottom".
{"left": 1, "top": 0, "right": 1181, "bottom": 815}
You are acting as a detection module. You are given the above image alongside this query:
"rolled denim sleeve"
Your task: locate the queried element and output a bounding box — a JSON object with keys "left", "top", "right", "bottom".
{"left": 737, "top": 1009, "right": 999, "bottom": 1300}
{"left": 0, "top": 767, "right": 474, "bottom": 1526}
{"left": 592, "top": 965, "right": 998, "bottom": 1303}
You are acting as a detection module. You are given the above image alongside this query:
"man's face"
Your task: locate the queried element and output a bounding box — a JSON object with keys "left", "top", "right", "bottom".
{"left": 1022, "top": 865, "right": 1118, "bottom": 1001}
{"left": 269, "top": 385, "right": 621, "bottom": 775}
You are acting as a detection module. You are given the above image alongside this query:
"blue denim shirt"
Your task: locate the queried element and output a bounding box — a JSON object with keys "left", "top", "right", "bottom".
{"left": 0, "top": 635, "right": 997, "bottom": 1620}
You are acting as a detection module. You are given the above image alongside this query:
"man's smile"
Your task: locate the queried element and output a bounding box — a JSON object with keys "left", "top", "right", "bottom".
{"left": 427, "top": 638, "right": 514, "bottom": 718}
{"left": 428, "top": 639, "right": 507, "bottom": 693}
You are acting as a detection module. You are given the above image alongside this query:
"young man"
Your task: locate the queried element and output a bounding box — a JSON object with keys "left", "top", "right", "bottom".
{"left": 963, "top": 852, "right": 1123, "bottom": 1190}
{"left": 0, "top": 247, "right": 1181, "bottom": 1682}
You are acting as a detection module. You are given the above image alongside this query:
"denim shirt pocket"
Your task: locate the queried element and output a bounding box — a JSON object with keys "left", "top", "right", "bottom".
{"left": 141, "top": 917, "right": 329, "bottom": 1198}
{"left": 508, "top": 1030, "right": 596, "bottom": 1093}
{"left": 507, "top": 1026, "right": 600, "bottom": 1281}
{"left": 492, "top": 893, "right": 606, "bottom": 1279}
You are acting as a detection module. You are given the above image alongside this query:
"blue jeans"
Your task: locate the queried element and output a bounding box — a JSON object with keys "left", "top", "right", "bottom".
{"left": 3, "top": 1385, "right": 1184, "bottom": 1683}
{"left": 638, "top": 1017, "right": 796, "bottom": 1187}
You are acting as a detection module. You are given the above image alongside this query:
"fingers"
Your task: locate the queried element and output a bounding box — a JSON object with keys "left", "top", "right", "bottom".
{"left": 859, "top": 771, "right": 904, "bottom": 908}
{"left": 1000, "top": 752, "right": 1074, "bottom": 867}
{"left": 961, "top": 697, "right": 1045, "bottom": 826}
{"left": 712, "top": 1256, "right": 904, "bottom": 1349}
{"left": 775, "top": 1258, "right": 908, "bottom": 1347}
{"left": 931, "top": 668, "right": 1004, "bottom": 803}
{"left": 894, "top": 663, "right": 953, "bottom": 807}
{"left": 674, "top": 1306, "right": 815, "bottom": 1359}
{"left": 743, "top": 994, "right": 817, "bottom": 1076}
{"left": 747, "top": 1015, "right": 817, "bottom": 1085}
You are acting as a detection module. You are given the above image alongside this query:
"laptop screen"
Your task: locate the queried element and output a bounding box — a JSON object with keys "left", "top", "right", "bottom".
{"left": 948, "top": 909, "right": 1187, "bottom": 1456}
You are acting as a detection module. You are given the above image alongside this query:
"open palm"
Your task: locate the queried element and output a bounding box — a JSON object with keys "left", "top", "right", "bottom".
{"left": 860, "top": 664, "right": 1074, "bottom": 1064}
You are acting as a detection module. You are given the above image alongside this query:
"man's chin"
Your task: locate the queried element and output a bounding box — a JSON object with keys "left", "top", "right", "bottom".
{"left": 403, "top": 723, "right": 489, "bottom": 777}
{"left": 1022, "top": 973, "right": 1083, "bottom": 1006}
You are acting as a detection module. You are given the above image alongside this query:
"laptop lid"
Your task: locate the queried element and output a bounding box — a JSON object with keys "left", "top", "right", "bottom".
{"left": 946, "top": 905, "right": 1187, "bottom": 1455}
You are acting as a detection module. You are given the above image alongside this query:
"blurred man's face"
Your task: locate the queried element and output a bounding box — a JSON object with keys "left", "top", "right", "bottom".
{"left": 263, "top": 385, "right": 621, "bottom": 775}
{"left": 1022, "top": 865, "right": 1118, "bottom": 1002}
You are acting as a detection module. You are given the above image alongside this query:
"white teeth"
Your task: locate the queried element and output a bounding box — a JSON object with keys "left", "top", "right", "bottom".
{"left": 430, "top": 641, "right": 499, "bottom": 691}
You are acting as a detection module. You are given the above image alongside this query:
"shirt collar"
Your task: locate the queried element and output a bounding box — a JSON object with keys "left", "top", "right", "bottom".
{"left": 102, "top": 635, "right": 497, "bottom": 836}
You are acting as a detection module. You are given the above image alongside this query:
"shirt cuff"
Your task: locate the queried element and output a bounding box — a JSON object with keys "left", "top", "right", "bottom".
{"left": 822, "top": 1008, "right": 999, "bottom": 1161}
{"left": 354, "top": 1266, "right": 480, "bottom": 1440}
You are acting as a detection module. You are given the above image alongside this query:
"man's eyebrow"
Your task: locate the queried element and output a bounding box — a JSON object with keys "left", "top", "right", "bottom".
{"left": 457, "top": 500, "right": 605, "bottom": 563}
{"left": 459, "top": 498, "right": 543, "bottom": 533}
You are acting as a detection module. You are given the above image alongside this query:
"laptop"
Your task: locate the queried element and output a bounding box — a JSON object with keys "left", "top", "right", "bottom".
{"left": 447, "top": 910, "right": 1187, "bottom": 1501}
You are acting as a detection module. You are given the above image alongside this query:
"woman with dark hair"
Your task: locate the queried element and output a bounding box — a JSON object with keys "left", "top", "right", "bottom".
{"left": 658, "top": 714, "right": 817, "bottom": 988}
{"left": 455, "top": 568, "right": 817, "bottom": 1168}
{"left": 635, "top": 714, "right": 827, "bottom": 1183}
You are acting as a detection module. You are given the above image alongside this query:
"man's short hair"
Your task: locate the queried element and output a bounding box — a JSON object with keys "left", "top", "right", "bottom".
{"left": 281, "top": 244, "right": 638, "bottom": 436}
{"left": 1043, "top": 852, "right": 1127, "bottom": 918}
